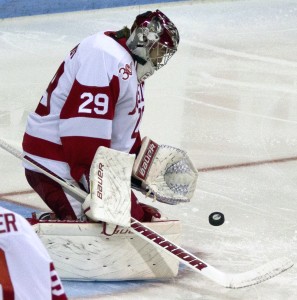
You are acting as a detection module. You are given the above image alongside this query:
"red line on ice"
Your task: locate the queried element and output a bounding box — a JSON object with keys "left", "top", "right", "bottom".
{"left": 1, "top": 155, "right": 297, "bottom": 198}
{"left": 0, "top": 190, "right": 34, "bottom": 197}
{"left": 198, "top": 156, "right": 297, "bottom": 172}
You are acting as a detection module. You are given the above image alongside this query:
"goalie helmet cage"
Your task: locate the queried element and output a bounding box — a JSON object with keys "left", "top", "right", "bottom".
{"left": 0, "top": 138, "right": 293, "bottom": 288}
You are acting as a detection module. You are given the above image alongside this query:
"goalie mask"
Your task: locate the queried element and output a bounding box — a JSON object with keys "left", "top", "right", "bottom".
{"left": 127, "top": 10, "right": 179, "bottom": 82}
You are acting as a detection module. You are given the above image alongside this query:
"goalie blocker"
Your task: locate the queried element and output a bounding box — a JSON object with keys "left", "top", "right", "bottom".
{"left": 132, "top": 137, "right": 198, "bottom": 205}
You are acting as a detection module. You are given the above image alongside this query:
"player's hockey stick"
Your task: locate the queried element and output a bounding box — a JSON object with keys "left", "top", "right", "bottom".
{"left": 0, "top": 138, "right": 293, "bottom": 288}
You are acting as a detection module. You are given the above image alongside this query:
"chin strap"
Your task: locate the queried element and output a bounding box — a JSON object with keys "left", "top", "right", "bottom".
{"left": 132, "top": 54, "right": 146, "bottom": 65}
{"left": 135, "top": 61, "right": 155, "bottom": 82}
{"left": 130, "top": 48, "right": 154, "bottom": 82}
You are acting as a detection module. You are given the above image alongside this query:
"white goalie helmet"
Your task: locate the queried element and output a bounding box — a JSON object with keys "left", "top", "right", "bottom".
{"left": 127, "top": 10, "right": 180, "bottom": 82}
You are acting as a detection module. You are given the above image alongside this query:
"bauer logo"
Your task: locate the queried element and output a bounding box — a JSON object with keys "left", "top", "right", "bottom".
{"left": 97, "top": 163, "right": 104, "bottom": 199}
{"left": 137, "top": 141, "right": 158, "bottom": 180}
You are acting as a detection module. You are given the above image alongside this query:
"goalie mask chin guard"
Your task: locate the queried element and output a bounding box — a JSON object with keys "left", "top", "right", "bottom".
{"left": 127, "top": 10, "right": 179, "bottom": 82}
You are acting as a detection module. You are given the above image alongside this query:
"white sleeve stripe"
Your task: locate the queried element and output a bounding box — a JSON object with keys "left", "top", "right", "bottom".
{"left": 26, "top": 114, "right": 62, "bottom": 145}
{"left": 59, "top": 117, "right": 112, "bottom": 139}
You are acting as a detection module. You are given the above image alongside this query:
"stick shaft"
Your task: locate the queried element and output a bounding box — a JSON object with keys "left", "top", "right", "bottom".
{"left": 0, "top": 139, "right": 292, "bottom": 288}
{"left": 0, "top": 139, "right": 86, "bottom": 200}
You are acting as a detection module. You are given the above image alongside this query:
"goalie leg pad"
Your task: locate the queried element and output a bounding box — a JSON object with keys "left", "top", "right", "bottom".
{"left": 33, "top": 219, "right": 181, "bottom": 281}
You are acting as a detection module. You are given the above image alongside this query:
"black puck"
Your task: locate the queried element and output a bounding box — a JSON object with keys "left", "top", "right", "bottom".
{"left": 209, "top": 212, "right": 225, "bottom": 226}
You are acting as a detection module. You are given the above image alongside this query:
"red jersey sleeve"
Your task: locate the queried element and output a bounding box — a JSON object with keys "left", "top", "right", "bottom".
{"left": 59, "top": 34, "right": 141, "bottom": 182}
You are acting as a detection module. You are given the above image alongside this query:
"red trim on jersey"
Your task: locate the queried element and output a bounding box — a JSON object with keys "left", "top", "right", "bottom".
{"left": 60, "top": 136, "right": 111, "bottom": 181}
{"left": 0, "top": 249, "right": 15, "bottom": 300}
{"left": 35, "top": 101, "right": 48, "bottom": 116}
{"left": 50, "top": 262, "right": 68, "bottom": 300}
{"left": 35, "top": 62, "right": 65, "bottom": 117}
{"left": 129, "top": 133, "right": 142, "bottom": 155}
{"left": 58, "top": 74, "right": 120, "bottom": 181}
{"left": 60, "top": 76, "right": 120, "bottom": 121}
{"left": 22, "top": 133, "right": 66, "bottom": 162}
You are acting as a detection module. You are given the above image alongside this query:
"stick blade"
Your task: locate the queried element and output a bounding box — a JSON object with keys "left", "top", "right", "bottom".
{"left": 226, "top": 257, "right": 293, "bottom": 289}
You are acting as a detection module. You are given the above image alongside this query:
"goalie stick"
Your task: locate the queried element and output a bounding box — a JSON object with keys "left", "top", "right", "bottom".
{"left": 0, "top": 138, "right": 293, "bottom": 288}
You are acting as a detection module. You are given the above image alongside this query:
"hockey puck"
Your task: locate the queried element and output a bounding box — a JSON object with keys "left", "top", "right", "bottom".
{"left": 209, "top": 212, "right": 225, "bottom": 226}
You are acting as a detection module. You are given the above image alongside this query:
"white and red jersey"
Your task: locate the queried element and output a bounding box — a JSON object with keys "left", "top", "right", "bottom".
{"left": 0, "top": 207, "right": 67, "bottom": 300}
{"left": 23, "top": 31, "right": 144, "bottom": 183}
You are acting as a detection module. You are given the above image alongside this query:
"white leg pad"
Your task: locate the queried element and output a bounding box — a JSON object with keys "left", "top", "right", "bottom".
{"left": 33, "top": 220, "right": 181, "bottom": 281}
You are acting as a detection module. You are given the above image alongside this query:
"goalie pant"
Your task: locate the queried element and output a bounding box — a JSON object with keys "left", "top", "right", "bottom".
{"left": 25, "top": 168, "right": 149, "bottom": 221}
{"left": 0, "top": 206, "right": 67, "bottom": 300}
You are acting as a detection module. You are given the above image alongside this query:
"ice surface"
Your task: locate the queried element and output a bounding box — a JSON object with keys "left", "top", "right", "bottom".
{"left": 1, "top": 0, "right": 297, "bottom": 299}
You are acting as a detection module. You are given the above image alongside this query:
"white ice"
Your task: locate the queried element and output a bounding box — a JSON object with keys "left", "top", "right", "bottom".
{"left": 1, "top": 0, "right": 297, "bottom": 299}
